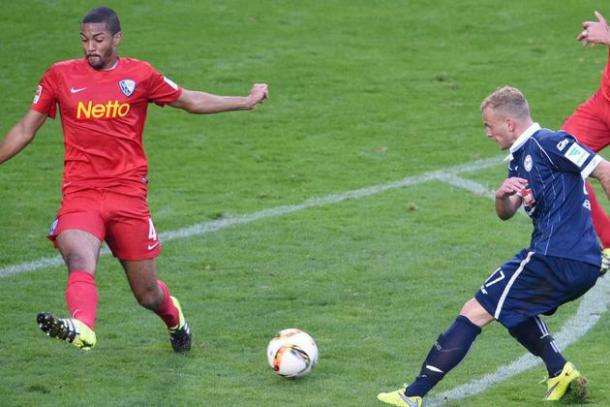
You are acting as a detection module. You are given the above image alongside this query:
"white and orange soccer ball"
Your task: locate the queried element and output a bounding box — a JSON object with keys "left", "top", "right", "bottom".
{"left": 267, "top": 328, "right": 318, "bottom": 378}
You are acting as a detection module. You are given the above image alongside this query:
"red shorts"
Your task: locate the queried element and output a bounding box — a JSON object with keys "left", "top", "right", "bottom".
{"left": 48, "top": 189, "right": 161, "bottom": 261}
{"left": 561, "top": 89, "right": 610, "bottom": 152}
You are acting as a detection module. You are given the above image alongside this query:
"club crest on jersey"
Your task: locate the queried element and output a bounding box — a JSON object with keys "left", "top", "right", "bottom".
{"left": 524, "top": 155, "right": 533, "bottom": 172}
{"left": 119, "top": 79, "right": 136, "bottom": 97}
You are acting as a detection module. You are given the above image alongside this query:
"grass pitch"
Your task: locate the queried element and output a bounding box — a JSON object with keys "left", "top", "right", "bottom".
{"left": 1, "top": 1, "right": 609, "bottom": 406}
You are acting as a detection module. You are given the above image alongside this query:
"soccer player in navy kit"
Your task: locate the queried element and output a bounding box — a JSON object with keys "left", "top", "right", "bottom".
{"left": 378, "top": 86, "right": 610, "bottom": 406}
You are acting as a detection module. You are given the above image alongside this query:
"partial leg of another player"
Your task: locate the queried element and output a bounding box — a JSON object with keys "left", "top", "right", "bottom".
{"left": 37, "top": 229, "right": 100, "bottom": 350}
{"left": 585, "top": 182, "right": 610, "bottom": 274}
{"left": 562, "top": 94, "right": 610, "bottom": 272}
{"left": 121, "top": 259, "right": 192, "bottom": 352}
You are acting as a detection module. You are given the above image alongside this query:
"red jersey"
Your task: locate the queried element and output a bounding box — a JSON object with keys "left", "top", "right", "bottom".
{"left": 31, "top": 57, "right": 182, "bottom": 195}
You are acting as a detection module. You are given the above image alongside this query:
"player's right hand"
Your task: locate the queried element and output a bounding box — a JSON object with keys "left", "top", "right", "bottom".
{"left": 495, "top": 177, "right": 528, "bottom": 199}
{"left": 577, "top": 11, "right": 610, "bottom": 47}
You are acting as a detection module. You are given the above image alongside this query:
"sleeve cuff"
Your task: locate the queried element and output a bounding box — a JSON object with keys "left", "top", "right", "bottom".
{"left": 582, "top": 154, "right": 603, "bottom": 179}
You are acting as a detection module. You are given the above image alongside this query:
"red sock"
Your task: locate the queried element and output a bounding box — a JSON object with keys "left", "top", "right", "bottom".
{"left": 587, "top": 182, "right": 610, "bottom": 248}
{"left": 155, "top": 280, "right": 180, "bottom": 329}
{"left": 65, "top": 271, "right": 98, "bottom": 330}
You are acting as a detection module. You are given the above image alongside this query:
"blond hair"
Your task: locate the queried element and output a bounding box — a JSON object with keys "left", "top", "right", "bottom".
{"left": 480, "top": 86, "right": 530, "bottom": 119}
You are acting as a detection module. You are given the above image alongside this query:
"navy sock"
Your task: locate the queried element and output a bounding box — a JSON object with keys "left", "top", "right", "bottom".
{"left": 405, "top": 315, "right": 482, "bottom": 397}
{"left": 509, "top": 317, "right": 566, "bottom": 377}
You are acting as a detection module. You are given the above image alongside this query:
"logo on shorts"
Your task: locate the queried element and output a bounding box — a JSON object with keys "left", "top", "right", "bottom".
{"left": 119, "top": 79, "right": 136, "bottom": 97}
{"left": 147, "top": 218, "right": 159, "bottom": 251}
{"left": 48, "top": 218, "right": 59, "bottom": 235}
{"left": 524, "top": 155, "right": 533, "bottom": 172}
{"left": 147, "top": 241, "right": 160, "bottom": 251}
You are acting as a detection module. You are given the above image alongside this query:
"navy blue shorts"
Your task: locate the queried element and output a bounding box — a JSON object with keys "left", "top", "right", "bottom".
{"left": 475, "top": 249, "right": 600, "bottom": 329}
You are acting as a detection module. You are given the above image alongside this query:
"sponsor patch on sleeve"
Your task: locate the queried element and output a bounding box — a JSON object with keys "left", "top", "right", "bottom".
{"left": 564, "top": 143, "right": 590, "bottom": 167}
{"left": 33, "top": 85, "right": 42, "bottom": 104}
{"left": 163, "top": 76, "right": 179, "bottom": 90}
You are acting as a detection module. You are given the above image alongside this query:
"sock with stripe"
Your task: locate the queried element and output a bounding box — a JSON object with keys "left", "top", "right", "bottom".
{"left": 405, "top": 315, "right": 482, "bottom": 397}
{"left": 65, "top": 270, "right": 98, "bottom": 330}
{"left": 155, "top": 280, "right": 180, "bottom": 329}
{"left": 509, "top": 317, "right": 566, "bottom": 377}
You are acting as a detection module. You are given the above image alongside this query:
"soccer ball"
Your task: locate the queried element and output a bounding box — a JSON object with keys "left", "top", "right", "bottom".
{"left": 267, "top": 328, "right": 318, "bottom": 378}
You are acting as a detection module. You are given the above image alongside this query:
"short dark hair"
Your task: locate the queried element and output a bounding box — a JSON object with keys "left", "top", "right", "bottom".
{"left": 82, "top": 7, "right": 121, "bottom": 35}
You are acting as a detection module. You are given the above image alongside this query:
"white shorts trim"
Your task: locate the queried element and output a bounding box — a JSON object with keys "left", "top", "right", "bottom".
{"left": 494, "top": 251, "right": 535, "bottom": 320}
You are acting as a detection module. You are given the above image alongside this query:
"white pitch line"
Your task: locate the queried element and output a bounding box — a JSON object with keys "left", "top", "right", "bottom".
{"left": 0, "top": 156, "right": 503, "bottom": 278}
{"left": 435, "top": 173, "right": 527, "bottom": 216}
{"left": 1, "top": 155, "right": 608, "bottom": 406}
{"left": 434, "top": 173, "right": 496, "bottom": 200}
{"left": 426, "top": 175, "right": 610, "bottom": 406}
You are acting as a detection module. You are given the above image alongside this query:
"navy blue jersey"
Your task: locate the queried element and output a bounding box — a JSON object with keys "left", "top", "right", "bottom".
{"left": 506, "top": 123, "right": 602, "bottom": 266}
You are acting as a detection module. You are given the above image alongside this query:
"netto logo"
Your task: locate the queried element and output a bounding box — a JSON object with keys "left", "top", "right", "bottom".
{"left": 76, "top": 100, "right": 130, "bottom": 119}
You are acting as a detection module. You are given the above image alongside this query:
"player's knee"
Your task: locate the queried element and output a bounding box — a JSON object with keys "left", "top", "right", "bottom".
{"left": 63, "top": 252, "right": 95, "bottom": 272}
{"left": 135, "top": 286, "right": 163, "bottom": 310}
{"left": 459, "top": 298, "right": 492, "bottom": 327}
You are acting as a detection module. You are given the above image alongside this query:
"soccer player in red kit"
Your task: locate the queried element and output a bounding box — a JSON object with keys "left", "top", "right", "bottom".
{"left": 0, "top": 7, "right": 268, "bottom": 352}
{"left": 563, "top": 10, "right": 610, "bottom": 268}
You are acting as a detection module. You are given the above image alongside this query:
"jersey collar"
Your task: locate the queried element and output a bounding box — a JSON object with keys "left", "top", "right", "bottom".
{"left": 504, "top": 122, "right": 541, "bottom": 161}
{"left": 83, "top": 56, "right": 121, "bottom": 72}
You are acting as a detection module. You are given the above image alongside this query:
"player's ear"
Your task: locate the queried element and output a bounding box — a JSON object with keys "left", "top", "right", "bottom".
{"left": 112, "top": 31, "right": 122, "bottom": 48}
{"left": 505, "top": 117, "right": 516, "bottom": 133}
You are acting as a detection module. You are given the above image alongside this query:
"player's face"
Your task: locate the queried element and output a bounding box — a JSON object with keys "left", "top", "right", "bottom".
{"left": 80, "top": 22, "right": 121, "bottom": 70}
{"left": 482, "top": 107, "right": 515, "bottom": 150}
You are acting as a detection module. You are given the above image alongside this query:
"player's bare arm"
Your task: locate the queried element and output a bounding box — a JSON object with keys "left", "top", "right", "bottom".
{"left": 0, "top": 109, "right": 47, "bottom": 164}
{"left": 170, "top": 83, "right": 268, "bottom": 114}
{"left": 495, "top": 176, "right": 527, "bottom": 220}
{"left": 590, "top": 159, "right": 610, "bottom": 200}
{"left": 577, "top": 11, "right": 610, "bottom": 46}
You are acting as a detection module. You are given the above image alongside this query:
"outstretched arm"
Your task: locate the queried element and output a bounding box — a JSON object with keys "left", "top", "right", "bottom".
{"left": 170, "top": 83, "right": 268, "bottom": 114}
{"left": 495, "top": 177, "right": 528, "bottom": 220}
{"left": 577, "top": 11, "right": 610, "bottom": 46}
{"left": 0, "top": 109, "right": 48, "bottom": 164}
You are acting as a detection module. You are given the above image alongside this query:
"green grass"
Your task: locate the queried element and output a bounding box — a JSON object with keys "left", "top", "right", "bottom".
{"left": 1, "top": 1, "right": 610, "bottom": 406}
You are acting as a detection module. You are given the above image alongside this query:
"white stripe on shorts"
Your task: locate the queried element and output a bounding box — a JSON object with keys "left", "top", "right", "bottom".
{"left": 494, "top": 251, "right": 535, "bottom": 320}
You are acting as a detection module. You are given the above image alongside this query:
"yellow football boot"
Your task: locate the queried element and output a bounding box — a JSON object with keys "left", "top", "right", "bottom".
{"left": 37, "top": 312, "right": 96, "bottom": 350}
{"left": 377, "top": 386, "right": 423, "bottom": 407}
{"left": 168, "top": 296, "right": 192, "bottom": 353}
{"left": 544, "top": 362, "right": 587, "bottom": 401}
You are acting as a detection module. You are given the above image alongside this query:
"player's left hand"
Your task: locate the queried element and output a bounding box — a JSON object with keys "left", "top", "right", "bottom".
{"left": 496, "top": 177, "right": 528, "bottom": 199}
{"left": 577, "top": 11, "right": 610, "bottom": 47}
{"left": 246, "top": 83, "right": 269, "bottom": 109}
